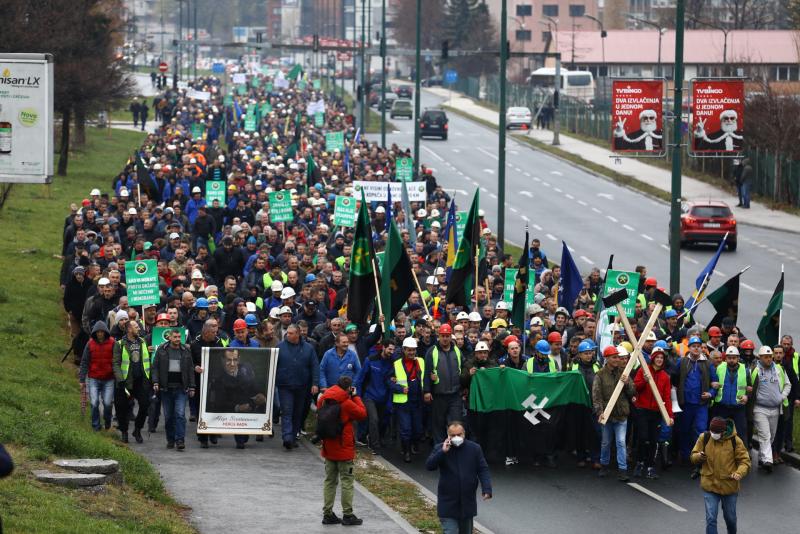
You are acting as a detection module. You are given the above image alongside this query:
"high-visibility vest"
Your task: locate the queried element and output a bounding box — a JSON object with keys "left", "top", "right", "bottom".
{"left": 569, "top": 361, "right": 599, "bottom": 373}
{"left": 526, "top": 356, "right": 558, "bottom": 373}
{"left": 751, "top": 364, "right": 788, "bottom": 407}
{"left": 393, "top": 357, "right": 425, "bottom": 404}
{"left": 262, "top": 271, "right": 288, "bottom": 289}
{"left": 714, "top": 362, "right": 747, "bottom": 404}
{"left": 791, "top": 352, "right": 799, "bottom": 376}
{"left": 119, "top": 338, "right": 150, "bottom": 380}
{"left": 431, "top": 345, "right": 461, "bottom": 384}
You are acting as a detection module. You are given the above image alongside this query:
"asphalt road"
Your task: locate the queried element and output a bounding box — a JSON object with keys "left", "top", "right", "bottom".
{"left": 380, "top": 90, "right": 799, "bottom": 338}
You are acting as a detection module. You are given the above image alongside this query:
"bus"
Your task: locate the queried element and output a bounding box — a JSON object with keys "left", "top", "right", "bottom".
{"left": 527, "top": 68, "right": 595, "bottom": 104}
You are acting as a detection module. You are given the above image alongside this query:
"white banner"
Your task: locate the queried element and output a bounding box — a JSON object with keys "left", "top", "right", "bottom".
{"left": 231, "top": 73, "right": 246, "bottom": 85}
{"left": 353, "top": 181, "right": 427, "bottom": 202}
{"left": 306, "top": 98, "right": 325, "bottom": 116}
{"left": 186, "top": 88, "right": 211, "bottom": 101}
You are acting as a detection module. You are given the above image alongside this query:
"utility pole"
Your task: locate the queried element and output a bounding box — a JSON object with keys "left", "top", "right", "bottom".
{"left": 553, "top": 55, "right": 561, "bottom": 146}
{"left": 193, "top": 0, "right": 198, "bottom": 81}
{"left": 669, "top": 0, "right": 686, "bottom": 296}
{"left": 178, "top": 0, "right": 183, "bottom": 83}
{"left": 380, "top": 0, "right": 387, "bottom": 148}
{"left": 413, "top": 0, "right": 421, "bottom": 176}
{"left": 360, "top": 0, "right": 366, "bottom": 133}
{"left": 498, "top": 0, "right": 507, "bottom": 246}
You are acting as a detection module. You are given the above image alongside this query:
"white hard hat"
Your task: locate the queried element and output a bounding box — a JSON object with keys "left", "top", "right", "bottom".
{"left": 646, "top": 331, "right": 657, "bottom": 341}
{"left": 495, "top": 301, "right": 509, "bottom": 311}
{"left": 616, "top": 345, "right": 630, "bottom": 357}
{"left": 475, "top": 341, "right": 490, "bottom": 352}
{"left": 456, "top": 311, "right": 470, "bottom": 321}
{"left": 531, "top": 317, "right": 544, "bottom": 326}
{"left": 169, "top": 232, "right": 181, "bottom": 240}
{"left": 192, "top": 186, "right": 202, "bottom": 194}
{"left": 402, "top": 337, "right": 418, "bottom": 349}
{"left": 478, "top": 209, "right": 486, "bottom": 217}
{"left": 725, "top": 346, "right": 740, "bottom": 356}
{"left": 434, "top": 267, "right": 446, "bottom": 276}
{"left": 98, "top": 277, "right": 111, "bottom": 286}
{"left": 468, "top": 312, "right": 482, "bottom": 322}
{"left": 426, "top": 276, "right": 437, "bottom": 285}
{"left": 90, "top": 188, "right": 101, "bottom": 196}
{"left": 271, "top": 280, "right": 284, "bottom": 292}
{"left": 246, "top": 301, "right": 257, "bottom": 312}
{"left": 430, "top": 209, "right": 440, "bottom": 218}
{"left": 375, "top": 206, "right": 385, "bottom": 214}
{"left": 416, "top": 209, "right": 427, "bottom": 218}
{"left": 279, "top": 305, "right": 293, "bottom": 315}
{"left": 280, "top": 287, "right": 296, "bottom": 299}
{"left": 269, "top": 307, "right": 281, "bottom": 319}
{"left": 758, "top": 345, "right": 773, "bottom": 357}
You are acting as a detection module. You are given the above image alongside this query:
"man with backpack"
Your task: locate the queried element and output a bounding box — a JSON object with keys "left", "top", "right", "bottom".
{"left": 316, "top": 375, "right": 367, "bottom": 526}
{"left": 690, "top": 417, "right": 750, "bottom": 534}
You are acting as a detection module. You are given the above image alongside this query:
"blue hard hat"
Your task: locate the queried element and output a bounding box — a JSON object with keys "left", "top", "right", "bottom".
{"left": 305, "top": 273, "right": 316, "bottom": 283}
{"left": 535, "top": 339, "right": 551, "bottom": 355}
{"left": 689, "top": 336, "right": 703, "bottom": 346}
{"left": 654, "top": 340, "right": 669, "bottom": 350}
{"left": 195, "top": 297, "right": 209, "bottom": 309}
{"left": 314, "top": 183, "right": 323, "bottom": 191}
{"left": 244, "top": 313, "right": 259, "bottom": 327}
{"left": 578, "top": 340, "right": 595, "bottom": 353}
{"left": 327, "top": 194, "right": 336, "bottom": 201}
{"left": 664, "top": 309, "right": 678, "bottom": 319}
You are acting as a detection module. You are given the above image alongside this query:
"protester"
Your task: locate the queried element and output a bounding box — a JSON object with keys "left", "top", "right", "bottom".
{"left": 748, "top": 345, "right": 791, "bottom": 472}
{"left": 633, "top": 346, "right": 673, "bottom": 479}
{"left": 151, "top": 328, "right": 196, "bottom": 450}
{"left": 112, "top": 320, "right": 152, "bottom": 444}
{"left": 391, "top": 337, "right": 426, "bottom": 462}
{"left": 78, "top": 321, "right": 116, "bottom": 432}
{"left": 424, "top": 324, "right": 464, "bottom": 444}
{"left": 592, "top": 345, "right": 635, "bottom": 481}
{"left": 276, "top": 324, "right": 318, "bottom": 450}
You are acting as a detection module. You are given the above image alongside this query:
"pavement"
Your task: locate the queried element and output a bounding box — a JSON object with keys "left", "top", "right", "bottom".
{"left": 134, "top": 421, "right": 414, "bottom": 534}
{"left": 425, "top": 86, "right": 800, "bottom": 235}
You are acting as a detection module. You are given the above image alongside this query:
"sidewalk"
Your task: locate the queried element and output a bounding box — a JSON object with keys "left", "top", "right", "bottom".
{"left": 136, "top": 424, "right": 414, "bottom": 534}
{"left": 426, "top": 87, "right": 800, "bottom": 234}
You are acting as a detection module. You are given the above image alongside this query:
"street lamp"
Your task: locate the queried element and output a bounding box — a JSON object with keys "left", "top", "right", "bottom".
{"left": 689, "top": 16, "right": 729, "bottom": 75}
{"left": 507, "top": 16, "right": 527, "bottom": 80}
{"left": 584, "top": 14, "right": 606, "bottom": 70}
{"left": 626, "top": 14, "right": 665, "bottom": 78}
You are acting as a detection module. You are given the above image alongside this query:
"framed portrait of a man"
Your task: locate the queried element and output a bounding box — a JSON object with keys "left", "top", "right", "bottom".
{"left": 198, "top": 347, "right": 278, "bottom": 435}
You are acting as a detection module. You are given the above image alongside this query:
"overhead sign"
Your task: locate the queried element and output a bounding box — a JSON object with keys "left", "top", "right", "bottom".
{"left": 125, "top": 259, "right": 160, "bottom": 306}
{"left": 602, "top": 270, "right": 641, "bottom": 318}
{"left": 691, "top": 79, "right": 744, "bottom": 153}
{"left": 268, "top": 190, "right": 294, "bottom": 223}
{"left": 611, "top": 80, "right": 664, "bottom": 153}
{"left": 353, "top": 181, "right": 427, "bottom": 202}
{"left": 325, "top": 131, "right": 345, "bottom": 152}
{"left": 395, "top": 157, "right": 414, "bottom": 181}
{"left": 333, "top": 195, "right": 357, "bottom": 227}
{"left": 206, "top": 180, "right": 226, "bottom": 204}
{"left": 0, "top": 53, "right": 54, "bottom": 184}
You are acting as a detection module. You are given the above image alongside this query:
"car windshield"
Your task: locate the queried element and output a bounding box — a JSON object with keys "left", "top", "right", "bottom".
{"left": 567, "top": 73, "right": 592, "bottom": 87}
{"left": 691, "top": 205, "right": 732, "bottom": 218}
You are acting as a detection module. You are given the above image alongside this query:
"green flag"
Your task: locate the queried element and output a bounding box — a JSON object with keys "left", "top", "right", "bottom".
{"left": 469, "top": 367, "right": 590, "bottom": 412}
{"left": 706, "top": 272, "right": 741, "bottom": 329}
{"left": 288, "top": 64, "right": 303, "bottom": 81}
{"left": 347, "top": 191, "right": 379, "bottom": 324}
{"left": 757, "top": 271, "right": 784, "bottom": 346}
{"left": 380, "top": 220, "right": 415, "bottom": 336}
{"left": 445, "top": 190, "right": 480, "bottom": 307}
{"left": 511, "top": 231, "right": 530, "bottom": 328}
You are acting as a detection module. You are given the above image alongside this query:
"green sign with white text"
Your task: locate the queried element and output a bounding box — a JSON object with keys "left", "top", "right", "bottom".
{"left": 125, "top": 260, "right": 160, "bottom": 306}
{"left": 602, "top": 270, "right": 641, "bottom": 318}
{"left": 268, "top": 190, "right": 294, "bottom": 223}
{"left": 325, "top": 131, "right": 345, "bottom": 152}
{"left": 206, "top": 180, "right": 226, "bottom": 204}
{"left": 396, "top": 157, "right": 413, "bottom": 182}
{"left": 314, "top": 111, "right": 324, "bottom": 127}
{"left": 333, "top": 195, "right": 357, "bottom": 227}
{"left": 151, "top": 326, "right": 187, "bottom": 350}
{"left": 503, "top": 268, "right": 536, "bottom": 308}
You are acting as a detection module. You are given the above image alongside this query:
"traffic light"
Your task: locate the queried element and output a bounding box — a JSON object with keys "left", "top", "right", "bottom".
{"left": 313, "top": 34, "right": 320, "bottom": 52}
{"left": 441, "top": 40, "right": 449, "bottom": 60}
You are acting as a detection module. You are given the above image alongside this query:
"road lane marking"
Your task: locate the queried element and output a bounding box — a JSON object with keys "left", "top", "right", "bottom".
{"left": 607, "top": 215, "right": 618, "bottom": 223}
{"left": 554, "top": 187, "right": 563, "bottom": 193}
{"left": 480, "top": 187, "right": 489, "bottom": 192}
{"left": 741, "top": 282, "right": 756, "bottom": 291}
{"left": 533, "top": 176, "right": 541, "bottom": 182}
{"left": 627, "top": 483, "right": 687, "bottom": 513}
{"left": 523, "top": 172, "right": 531, "bottom": 177}
{"left": 489, "top": 193, "right": 497, "bottom": 199}
{"left": 542, "top": 182, "right": 551, "bottom": 187}
{"left": 567, "top": 245, "right": 575, "bottom": 252}
{"left": 592, "top": 207, "right": 602, "bottom": 214}
{"left": 510, "top": 207, "right": 518, "bottom": 213}
{"left": 623, "top": 224, "right": 635, "bottom": 231}
{"left": 565, "top": 193, "right": 574, "bottom": 200}
{"left": 580, "top": 256, "right": 594, "bottom": 265}
{"left": 578, "top": 200, "right": 587, "bottom": 206}
{"left": 551, "top": 170, "right": 563, "bottom": 176}
{"left": 532, "top": 224, "right": 543, "bottom": 231}
{"left": 483, "top": 169, "right": 495, "bottom": 174}
{"left": 422, "top": 146, "right": 444, "bottom": 161}
{"left": 641, "top": 234, "right": 654, "bottom": 241}
{"left": 520, "top": 191, "right": 533, "bottom": 197}
{"left": 546, "top": 233, "right": 557, "bottom": 241}
{"left": 597, "top": 193, "right": 614, "bottom": 200}
{"left": 478, "top": 147, "right": 499, "bottom": 160}
{"left": 661, "top": 244, "right": 670, "bottom": 250}
{"left": 685, "top": 256, "right": 699, "bottom": 264}
{"left": 716, "top": 270, "right": 726, "bottom": 277}
{"left": 522, "top": 215, "right": 530, "bottom": 222}
{"left": 452, "top": 148, "right": 460, "bottom": 153}
{"left": 786, "top": 303, "right": 797, "bottom": 310}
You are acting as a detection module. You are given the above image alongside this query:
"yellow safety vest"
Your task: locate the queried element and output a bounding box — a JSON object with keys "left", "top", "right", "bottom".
{"left": 263, "top": 271, "right": 288, "bottom": 289}
{"left": 714, "top": 362, "right": 747, "bottom": 404}
{"left": 569, "top": 361, "right": 599, "bottom": 373}
{"left": 119, "top": 338, "right": 150, "bottom": 380}
{"left": 393, "top": 357, "right": 425, "bottom": 404}
{"left": 751, "top": 364, "right": 788, "bottom": 407}
{"left": 526, "top": 356, "right": 558, "bottom": 373}
{"left": 431, "top": 345, "right": 461, "bottom": 384}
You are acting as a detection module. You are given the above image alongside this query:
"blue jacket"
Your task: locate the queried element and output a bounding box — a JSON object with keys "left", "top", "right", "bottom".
{"left": 354, "top": 354, "right": 393, "bottom": 403}
{"left": 230, "top": 337, "right": 260, "bottom": 348}
{"left": 319, "top": 348, "right": 361, "bottom": 389}
{"left": 426, "top": 440, "right": 492, "bottom": 519}
{"left": 276, "top": 339, "right": 319, "bottom": 388}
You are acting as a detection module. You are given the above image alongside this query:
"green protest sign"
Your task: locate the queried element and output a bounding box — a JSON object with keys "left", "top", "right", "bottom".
{"left": 191, "top": 123, "right": 205, "bottom": 140}
{"left": 244, "top": 106, "right": 257, "bottom": 132}
{"left": 223, "top": 94, "right": 234, "bottom": 106}
{"left": 298, "top": 80, "right": 307, "bottom": 90}
{"left": 325, "top": 131, "right": 345, "bottom": 152}
{"left": 237, "top": 84, "right": 248, "bottom": 96}
{"left": 333, "top": 195, "right": 357, "bottom": 227}
{"left": 125, "top": 259, "right": 160, "bottom": 306}
{"left": 396, "top": 157, "right": 414, "bottom": 182}
{"left": 268, "top": 190, "right": 294, "bottom": 223}
{"left": 455, "top": 211, "right": 468, "bottom": 241}
{"left": 251, "top": 76, "right": 260, "bottom": 88}
{"left": 206, "top": 180, "right": 226, "bottom": 204}
{"left": 602, "top": 270, "right": 641, "bottom": 318}
{"left": 503, "top": 268, "right": 536, "bottom": 308}
{"left": 265, "top": 82, "right": 273, "bottom": 92}
{"left": 260, "top": 102, "right": 272, "bottom": 117}
{"left": 314, "top": 111, "right": 324, "bottom": 127}
{"left": 313, "top": 79, "right": 321, "bottom": 90}
{"left": 151, "top": 326, "right": 187, "bottom": 350}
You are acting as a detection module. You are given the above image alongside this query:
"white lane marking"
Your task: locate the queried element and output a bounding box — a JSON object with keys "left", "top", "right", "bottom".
{"left": 422, "top": 146, "right": 444, "bottom": 161}
{"left": 510, "top": 207, "right": 518, "bottom": 213}
{"left": 523, "top": 172, "right": 531, "bottom": 177}
{"left": 786, "top": 303, "right": 797, "bottom": 310}
{"left": 741, "top": 282, "right": 756, "bottom": 291}
{"left": 533, "top": 224, "right": 543, "bottom": 231}
{"left": 514, "top": 167, "right": 523, "bottom": 172}
{"left": 533, "top": 176, "right": 541, "bottom": 182}
{"left": 489, "top": 193, "right": 497, "bottom": 199}
{"left": 641, "top": 234, "right": 654, "bottom": 241}
{"left": 509, "top": 150, "right": 519, "bottom": 155}
{"left": 480, "top": 187, "right": 489, "bottom": 192}
{"left": 685, "top": 256, "right": 699, "bottom": 264}
{"left": 716, "top": 270, "right": 726, "bottom": 277}
{"left": 623, "top": 224, "right": 635, "bottom": 231}
{"left": 522, "top": 215, "right": 530, "bottom": 222}
{"left": 551, "top": 170, "right": 563, "bottom": 176}
{"left": 478, "top": 147, "right": 499, "bottom": 160}
{"left": 580, "top": 255, "right": 594, "bottom": 265}
{"left": 453, "top": 189, "right": 468, "bottom": 196}
{"left": 607, "top": 215, "right": 618, "bottom": 223}
{"left": 483, "top": 169, "right": 495, "bottom": 174}
{"left": 554, "top": 187, "right": 563, "bottom": 193}
{"left": 567, "top": 245, "right": 575, "bottom": 252}
{"left": 578, "top": 200, "right": 588, "bottom": 206}
{"left": 546, "top": 233, "right": 557, "bottom": 241}
{"left": 627, "top": 483, "right": 687, "bottom": 513}
{"left": 542, "top": 182, "right": 551, "bottom": 187}
{"left": 592, "top": 207, "right": 602, "bottom": 214}
{"left": 661, "top": 244, "right": 670, "bottom": 250}
{"left": 452, "top": 148, "right": 461, "bottom": 153}
{"left": 597, "top": 193, "right": 614, "bottom": 200}
{"left": 565, "top": 193, "right": 574, "bottom": 200}
{"left": 457, "top": 170, "right": 464, "bottom": 175}
{"left": 520, "top": 191, "right": 533, "bottom": 197}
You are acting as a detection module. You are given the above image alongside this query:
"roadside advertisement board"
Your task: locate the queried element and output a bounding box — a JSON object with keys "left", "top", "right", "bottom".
{"left": 691, "top": 79, "right": 744, "bottom": 153}
{"left": 611, "top": 80, "right": 664, "bottom": 153}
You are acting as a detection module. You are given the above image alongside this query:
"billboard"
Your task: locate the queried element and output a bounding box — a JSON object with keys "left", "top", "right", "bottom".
{"left": 611, "top": 80, "right": 664, "bottom": 153}
{"left": 691, "top": 79, "right": 744, "bottom": 153}
{"left": 0, "top": 53, "right": 54, "bottom": 184}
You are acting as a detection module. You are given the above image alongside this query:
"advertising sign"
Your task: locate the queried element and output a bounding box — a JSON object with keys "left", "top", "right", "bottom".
{"left": 611, "top": 80, "right": 664, "bottom": 153}
{"left": 333, "top": 195, "right": 357, "bottom": 227}
{"left": 125, "top": 259, "right": 160, "bottom": 306}
{"left": 0, "top": 53, "right": 54, "bottom": 184}
{"left": 602, "top": 270, "right": 641, "bottom": 318}
{"left": 691, "top": 79, "right": 744, "bottom": 153}
{"left": 353, "top": 181, "right": 427, "bottom": 202}
{"left": 268, "top": 190, "right": 294, "bottom": 222}
{"left": 325, "top": 131, "right": 345, "bottom": 152}
{"left": 206, "top": 180, "right": 226, "bottom": 204}
{"left": 395, "top": 157, "right": 414, "bottom": 181}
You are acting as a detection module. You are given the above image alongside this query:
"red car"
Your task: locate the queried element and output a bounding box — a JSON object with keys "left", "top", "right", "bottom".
{"left": 677, "top": 200, "right": 737, "bottom": 251}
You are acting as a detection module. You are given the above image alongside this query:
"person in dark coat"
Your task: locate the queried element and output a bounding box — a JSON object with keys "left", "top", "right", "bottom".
{"left": 426, "top": 421, "right": 492, "bottom": 534}
{"left": 213, "top": 236, "right": 245, "bottom": 284}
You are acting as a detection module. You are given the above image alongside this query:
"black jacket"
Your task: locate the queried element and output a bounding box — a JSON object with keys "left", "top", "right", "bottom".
{"left": 151, "top": 342, "right": 196, "bottom": 390}
{"left": 426, "top": 440, "right": 492, "bottom": 519}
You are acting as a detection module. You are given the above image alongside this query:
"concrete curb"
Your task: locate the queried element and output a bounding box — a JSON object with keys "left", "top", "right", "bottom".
{"left": 299, "top": 438, "right": 418, "bottom": 534}
{"left": 780, "top": 450, "right": 800, "bottom": 469}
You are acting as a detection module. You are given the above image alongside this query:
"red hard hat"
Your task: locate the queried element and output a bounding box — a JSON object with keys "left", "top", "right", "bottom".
{"left": 740, "top": 339, "right": 755, "bottom": 350}
{"left": 547, "top": 331, "right": 562, "bottom": 343}
{"left": 645, "top": 277, "right": 657, "bottom": 287}
{"left": 233, "top": 318, "right": 248, "bottom": 331}
{"left": 438, "top": 323, "right": 452, "bottom": 335}
{"left": 708, "top": 326, "right": 722, "bottom": 337}
{"left": 156, "top": 313, "right": 170, "bottom": 323}
{"left": 603, "top": 346, "right": 619, "bottom": 358}
{"left": 503, "top": 335, "right": 520, "bottom": 347}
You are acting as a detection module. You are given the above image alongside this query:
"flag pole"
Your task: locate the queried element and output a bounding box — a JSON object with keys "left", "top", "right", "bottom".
{"left": 676, "top": 264, "right": 751, "bottom": 321}
{"left": 778, "top": 264, "right": 784, "bottom": 342}
{"left": 411, "top": 269, "right": 431, "bottom": 317}
{"left": 473, "top": 245, "right": 480, "bottom": 312}
{"left": 371, "top": 257, "right": 384, "bottom": 319}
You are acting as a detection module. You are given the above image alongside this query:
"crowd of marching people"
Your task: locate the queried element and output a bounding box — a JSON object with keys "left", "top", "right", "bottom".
{"left": 61, "top": 65, "right": 798, "bottom": 493}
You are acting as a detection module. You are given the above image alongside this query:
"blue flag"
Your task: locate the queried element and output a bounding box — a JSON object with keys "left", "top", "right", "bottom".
{"left": 401, "top": 180, "right": 414, "bottom": 247}
{"left": 558, "top": 241, "right": 583, "bottom": 314}
{"left": 443, "top": 199, "right": 458, "bottom": 282}
{"left": 385, "top": 184, "right": 392, "bottom": 234}
{"left": 685, "top": 233, "right": 729, "bottom": 312}
{"left": 344, "top": 146, "right": 351, "bottom": 178}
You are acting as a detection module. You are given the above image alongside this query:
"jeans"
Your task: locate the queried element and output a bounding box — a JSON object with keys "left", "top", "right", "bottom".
{"left": 741, "top": 181, "right": 751, "bottom": 208}
{"left": 87, "top": 378, "right": 115, "bottom": 430}
{"left": 323, "top": 460, "right": 354, "bottom": 515}
{"left": 678, "top": 403, "right": 709, "bottom": 460}
{"left": 396, "top": 402, "right": 423, "bottom": 444}
{"left": 440, "top": 517, "right": 474, "bottom": 534}
{"left": 161, "top": 388, "right": 188, "bottom": 443}
{"left": 278, "top": 385, "right": 308, "bottom": 444}
{"left": 703, "top": 491, "right": 737, "bottom": 534}
{"left": 600, "top": 419, "right": 628, "bottom": 471}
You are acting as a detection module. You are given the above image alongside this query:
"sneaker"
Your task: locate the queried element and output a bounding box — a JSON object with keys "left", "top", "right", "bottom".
{"left": 633, "top": 462, "right": 644, "bottom": 478}
{"left": 646, "top": 467, "right": 659, "bottom": 479}
{"left": 341, "top": 514, "right": 363, "bottom": 526}
{"left": 283, "top": 441, "right": 293, "bottom": 450}
{"left": 132, "top": 428, "right": 143, "bottom": 444}
{"left": 370, "top": 448, "right": 381, "bottom": 456}
{"left": 176, "top": 440, "right": 185, "bottom": 451}
{"left": 598, "top": 466, "right": 609, "bottom": 478}
{"left": 762, "top": 462, "right": 774, "bottom": 473}
{"left": 167, "top": 441, "right": 175, "bottom": 449}
{"left": 291, "top": 441, "right": 299, "bottom": 449}
{"left": 511, "top": 456, "right": 519, "bottom": 465}
{"left": 617, "top": 471, "right": 630, "bottom": 482}
{"left": 322, "top": 512, "right": 341, "bottom": 525}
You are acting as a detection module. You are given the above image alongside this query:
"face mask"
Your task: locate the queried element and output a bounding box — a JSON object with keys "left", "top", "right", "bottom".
{"left": 710, "top": 432, "right": 722, "bottom": 441}
{"left": 450, "top": 436, "right": 464, "bottom": 447}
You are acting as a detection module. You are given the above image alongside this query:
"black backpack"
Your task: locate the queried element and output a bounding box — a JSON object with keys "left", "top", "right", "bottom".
{"left": 315, "top": 398, "right": 344, "bottom": 439}
{"left": 702, "top": 431, "right": 737, "bottom": 453}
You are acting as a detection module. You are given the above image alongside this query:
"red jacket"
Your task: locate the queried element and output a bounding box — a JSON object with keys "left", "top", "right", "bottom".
{"left": 634, "top": 365, "right": 673, "bottom": 418}
{"left": 316, "top": 385, "right": 367, "bottom": 461}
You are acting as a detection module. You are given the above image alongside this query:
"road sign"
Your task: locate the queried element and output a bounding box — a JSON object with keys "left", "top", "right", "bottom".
{"left": 158, "top": 61, "right": 168, "bottom": 73}
{"left": 395, "top": 157, "right": 413, "bottom": 181}
{"left": 125, "top": 259, "right": 160, "bottom": 306}
{"left": 445, "top": 69, "right": 458, "bottom": 84}
{"left": 268, "top": 190, "right": 294, "bottom": 223}
{"left": 333, "top": 195, "right": 357, "bottom": 227}
{"left": 212, "top": 62, "right": 225, "bottom": 74}
{"left": 602, "top": 270, "right": 641, "bottom": 318}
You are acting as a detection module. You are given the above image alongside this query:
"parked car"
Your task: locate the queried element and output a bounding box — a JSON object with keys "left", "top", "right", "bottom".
{"left": 506, "top": 106, "right": 532, "bottom": 129}
{"left": 395, "top": 85, "right": 413, "bottom": 99}
{"left": 390, "top": 99, "right": 413, "bottom": 119}
{"left": 675, "top": 200, "right": 737, "bottom": 251}
{"left": 419, "top": 109, "right": 449, "bottom": 140}
{"left": 422, "top": 76, "right": 443, "bottom": 87}
{"left": 377, "top": 92, "right": 398, "bottom": 111}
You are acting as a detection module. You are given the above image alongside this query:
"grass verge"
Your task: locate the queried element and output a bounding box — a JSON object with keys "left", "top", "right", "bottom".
{"left": 0, "top": 127, "right": 195, "bottom": 533}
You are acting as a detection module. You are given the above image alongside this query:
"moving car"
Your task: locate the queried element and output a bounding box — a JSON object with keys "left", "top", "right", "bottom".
{"left": 506, "top": 106, "right": 532, "bottom": 129}
{"left": 395, "top": 85, "right": 413, "bottom": 99}
{"left": 390, "top": 99, "right": 413, "bottom": 119}
{"left": 419, "top": 109, "right": 449, "bottom": 140}
{"left": 370, "top": 90, "right": 395, "bottom": 107}
{"left": 377, "top": 92, "right": 398, "bottom": 111}
{"left": 422, "top": 76, "right": 443, "bottom": 87}
{"left": 676, "top": 200, "right": 737, "bottom": 251}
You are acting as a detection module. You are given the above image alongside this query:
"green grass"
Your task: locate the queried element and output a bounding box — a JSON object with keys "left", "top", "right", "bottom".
{"left": 0, "top": 128, "right": 195, "bottom": 533}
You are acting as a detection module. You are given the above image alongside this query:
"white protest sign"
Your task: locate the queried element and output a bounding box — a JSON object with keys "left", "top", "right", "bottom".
{"left": 353, "top": 181, "right": 427, "bottom": 202}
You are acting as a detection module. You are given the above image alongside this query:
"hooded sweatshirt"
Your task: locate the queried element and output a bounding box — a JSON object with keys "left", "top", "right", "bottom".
{"left": 79, "top": 321, "right": 115, "bottom": 382}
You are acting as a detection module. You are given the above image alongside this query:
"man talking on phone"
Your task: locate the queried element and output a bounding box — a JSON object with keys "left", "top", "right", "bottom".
{"left": 426, "top": 421, "right": 492, "bottom": 534}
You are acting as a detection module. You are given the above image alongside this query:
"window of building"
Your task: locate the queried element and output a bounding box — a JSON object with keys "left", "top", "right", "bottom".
{"left": 569, "top": 5, "right": 585, "bottom": 17}
{"left": 516, "top": 4, "right": 533, "bottom": 16}
{"left": 542, "top": 5, "right": 559, "bottom": 17}
{"left": 516, "top": 29, "right": 532, "bottom": 41}
{"left": 542, "top": 31, "right": 552, "bottom": 42}
{"left": 775, "top": 65, "right": 800, "bottom": 81}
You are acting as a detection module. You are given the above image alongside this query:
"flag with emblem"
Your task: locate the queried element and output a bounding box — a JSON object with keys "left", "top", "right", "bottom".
{"left": 757, "top": 269, "right": 784, "bottom": 346}
{"left": 443, "top": 199, "right": 458, "bottom": 282}
{"left": 511, "top": 231, "right": 530, "bottom": 328}
{"left": 347, "top": 190, "right": 379, "bottom": 324}
{"left": 446, "top": 190, "right": 480, "bottom": 307}
{"left": 380, "top": 215, "right": 414, "bottom": 336}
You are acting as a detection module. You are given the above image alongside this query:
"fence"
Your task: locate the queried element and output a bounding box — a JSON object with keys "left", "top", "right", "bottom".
{"left": 450, "top": 74, "right": 800, "bottom": 208}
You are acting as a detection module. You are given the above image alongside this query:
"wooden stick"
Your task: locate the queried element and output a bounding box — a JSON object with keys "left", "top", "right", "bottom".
{"left": 371, "top": 257, "right": 384, "bottom": 318}
{"left": 599, "top": 303, "right": 663, "bottom": 425}
{"left": 410, "top": 269, "right": 431, "bottom": 317}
